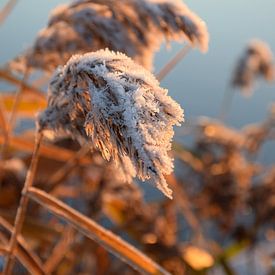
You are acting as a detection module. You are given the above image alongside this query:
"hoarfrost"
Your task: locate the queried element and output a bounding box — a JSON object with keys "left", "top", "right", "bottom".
{"left": 38, "top": 49, "right": 184, "bottom": 199}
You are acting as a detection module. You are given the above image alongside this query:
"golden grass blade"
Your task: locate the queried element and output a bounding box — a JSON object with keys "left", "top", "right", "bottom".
{"left": 4, "top": 131, "right": 43, "bottom": 274}
{"left": 0, "top": 69, "right": 42, "bottom": 159}
{"left": 156, "top": 44, "right": 191, "bottom": 81}
{"left": 27, "top": 187, "right": 171, "bottom": 275}
{"left": 0, "top": 134, "right": 92, "bottom": 164}
{"left": 0, "top": 220, "right": 45, "bottom": 275}
{"left": 0, "top": 93, "right": 46, "bottom": 119}
{"left": 0, "top": 0, "right": 18, "bottom": 25}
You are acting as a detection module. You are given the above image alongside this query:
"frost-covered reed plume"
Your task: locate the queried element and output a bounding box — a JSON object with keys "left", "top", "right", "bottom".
{"left": 15, "top": 0, "right": 208, "bottom": 72}
{"left": 231, "top": 40, "right": 274, "bottom": 94}
{"left": 38, "top": 49, "right": 184, "bottom": 199}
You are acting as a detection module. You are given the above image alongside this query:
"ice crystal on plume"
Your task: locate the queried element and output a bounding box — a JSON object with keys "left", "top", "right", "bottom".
{"left": 38, "top": 49, "right": 184, "bottom": 199}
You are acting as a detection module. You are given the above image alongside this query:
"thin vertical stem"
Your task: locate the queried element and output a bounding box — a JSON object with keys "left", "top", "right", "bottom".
{"left": 44, "top": 227, "right": 75, "bottom": 274}
{"left": 48, "top": 145, "right": 90, "bottom": 188}
{"left": 8, "top": 69, "right": 29, "bottom": 133}
{"left": 0, "top": 0, "right": 18, "bottom": 26}
{"left": 3, "top": 130, "right": 43, "bottom": 275}
{"left": 156, "top": 44, "right": 191, "bottom": 82}
{"left": 219, "top": 86, "right": 235, "bottom": 122}
{"left": 0, "top": 101, "right": 8, "bottom": 172}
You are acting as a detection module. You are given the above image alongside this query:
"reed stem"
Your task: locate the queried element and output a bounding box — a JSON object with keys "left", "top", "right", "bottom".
{"left": 3, "top": 130, "right": 43, "bottom": 275}
{"left": 219, "top": 86, "right": 235, "bottom": 122}
{"left": 156, "top": 44, "right": 191, "bottom": 81}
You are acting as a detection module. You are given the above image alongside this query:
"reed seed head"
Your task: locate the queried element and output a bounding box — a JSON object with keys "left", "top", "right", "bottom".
{"left": 38, "top": 49, "right": 184, "bottom": 199}
{"left": 231, "top": 39, "right": 274, "bottom": 94}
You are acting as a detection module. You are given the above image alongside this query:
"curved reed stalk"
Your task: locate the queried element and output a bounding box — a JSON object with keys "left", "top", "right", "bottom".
{"left": 3, "top": 131, "right": 43, "bottom": 274}
{"left": 26, "top": 187, "right": 170, "bottom": 275}
{"left": 38, "top": 49, "right": 184, "bottom": 198}
{"left": 13, "top": 0, "right": 208, "bottom": 72}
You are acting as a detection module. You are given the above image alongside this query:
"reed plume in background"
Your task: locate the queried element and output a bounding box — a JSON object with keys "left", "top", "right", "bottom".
{"left": 231, "top": 39, "right": 275, "bottom": 94}
{"left": 11, "top": 0, "right": 208, "bottom": 72}
{"left": 220, "top": 39, "right": 275, "bottom": 120}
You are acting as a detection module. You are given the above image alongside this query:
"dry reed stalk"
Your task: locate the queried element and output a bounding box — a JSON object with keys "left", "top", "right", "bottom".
{"left": 0, "top": 0, "right": 18, "bottom": 25}
{"left": 26, "top": 187, "right": 171, "bottom": 275}
{"left": 0, "top": 232, "right": 45, "bottom": 275}
{"left": 0, "top": 100, "right": 8, "bottom": 139}
{"left": 218, "top": 85, "right": 234, "bottom": 121}
{"left": 0, "top": 217, "right": 44, "bottom": 274}
{"left": 7, "top": 69, "right": 29, "bottom": 132}
{"left": 38, "top": 49, "right": 184, "bottom": 198}
{"left": 47, "top": 145, "right": 90, "bottom": 187}
{"left": 0, "top": 69, "right": 29, "bottom": 160}
{"left": 166, "top": 174, "right": 203, "bottom": 240}
{"left": 0, "top": 134, "right": 92, "bottom": 164}
{"left": 0, "top": 69, "right": 45, "bottom": 100}
{"left": 3, "top": 131, "right": 43, "bottom": 274}
{"left": 43, "top": 227, "right": 75, "bottom": 274}
{"left": 157, "top": 44, "right": 191, "bottom": 81}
